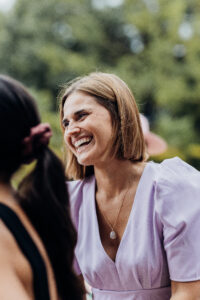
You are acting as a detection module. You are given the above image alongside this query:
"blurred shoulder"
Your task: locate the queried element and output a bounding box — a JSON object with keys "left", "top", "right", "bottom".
{"left": 0, "top": 219, "right": 15, "bottom": 258}
{"left": 0, "top": 220, "right": 32, "bottom": 299}
{"left": 0, "top": 218, "right": 31, "bottom": 274}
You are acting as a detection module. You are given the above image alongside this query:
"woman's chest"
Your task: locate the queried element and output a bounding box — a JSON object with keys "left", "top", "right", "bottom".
{"left": 95, "top": 183, "right": 139, "bottom": 262}
{"left": 76, "top": 194, "right": 169, "bottom": 290}
{"left": 96, "top": 198, "right": 134, "bottom": 262}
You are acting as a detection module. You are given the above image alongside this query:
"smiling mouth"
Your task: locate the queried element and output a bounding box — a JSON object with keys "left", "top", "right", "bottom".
{"left": 73, "top": 136, "right": 93, "bottom": 152}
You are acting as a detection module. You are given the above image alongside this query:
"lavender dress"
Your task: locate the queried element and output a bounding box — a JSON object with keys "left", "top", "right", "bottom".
{"left": 67, "top": 158, "right": 200, "bottom": 300}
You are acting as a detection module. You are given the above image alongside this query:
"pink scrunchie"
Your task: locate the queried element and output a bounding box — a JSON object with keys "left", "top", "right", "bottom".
{"left": 21, "top": 123, "right": 52, "bottom": 163}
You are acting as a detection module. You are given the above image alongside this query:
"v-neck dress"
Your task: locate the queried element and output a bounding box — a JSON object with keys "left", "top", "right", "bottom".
{"left": 67, "top": 157, "right": 200, "bottom": 300}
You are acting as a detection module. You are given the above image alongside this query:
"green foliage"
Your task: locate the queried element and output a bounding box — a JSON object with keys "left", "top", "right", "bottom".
{"left": 0, "top": 0, "right": 200, "bottom": 169}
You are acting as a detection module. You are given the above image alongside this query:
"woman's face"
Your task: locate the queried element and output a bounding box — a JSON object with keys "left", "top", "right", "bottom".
{"left": 62, "top": 91, "right": 113, "bottom": 167}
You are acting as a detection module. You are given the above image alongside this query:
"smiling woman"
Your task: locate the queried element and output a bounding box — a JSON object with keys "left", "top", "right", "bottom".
{"left": 59, "top": 72, "right": 200, "bottom": 300}
{"left": 60, "top": 73, "right": 146, "bottom": 179}
{"left": 62, "top": 92, "right": 113, "bottom": 167}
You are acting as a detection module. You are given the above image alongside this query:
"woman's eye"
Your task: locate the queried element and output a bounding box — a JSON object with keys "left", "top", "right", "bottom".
{"left": 78, "top": 112, "right": 88, "bottom": 120}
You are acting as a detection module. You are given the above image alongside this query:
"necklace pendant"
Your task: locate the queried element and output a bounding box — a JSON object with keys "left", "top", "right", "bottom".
{"left": 110, "top": 230, "right": 117, "bottom": 240}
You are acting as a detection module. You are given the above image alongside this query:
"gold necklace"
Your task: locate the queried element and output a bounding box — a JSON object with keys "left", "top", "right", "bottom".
{"left": 97, "top": 186, "right": 131, "bottom": 240}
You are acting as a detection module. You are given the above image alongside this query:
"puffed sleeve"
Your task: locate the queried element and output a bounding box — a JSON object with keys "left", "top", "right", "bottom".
{"left": 67, "top": 179, "right": 84, "bottom": 275}
{"left": 155, "top": 157, "right": 200, "bottom": 282}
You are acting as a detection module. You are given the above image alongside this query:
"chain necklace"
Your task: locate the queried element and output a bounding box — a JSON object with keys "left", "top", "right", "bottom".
{"left": 98, "top": 185, "right": 131, "bottom": 240}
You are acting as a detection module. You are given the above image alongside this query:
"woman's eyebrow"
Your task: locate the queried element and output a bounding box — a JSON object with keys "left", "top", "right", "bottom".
{"left": 74, "top": 109, "right": 87, "bottom": 115}
{"left": 74, "top": 108, "right": 93, "bottom": 116}
{"left": 62, "top": 109, "right": 91, "bottom": 124}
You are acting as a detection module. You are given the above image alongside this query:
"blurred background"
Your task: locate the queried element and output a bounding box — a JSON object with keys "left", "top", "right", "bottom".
{"left": 0, "top": 0, "right": 200, "bottom": 172}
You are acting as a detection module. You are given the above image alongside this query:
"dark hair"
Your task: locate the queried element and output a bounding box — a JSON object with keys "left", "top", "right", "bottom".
{"left": 0, "top": 75, "right": 84, "bottom": 299}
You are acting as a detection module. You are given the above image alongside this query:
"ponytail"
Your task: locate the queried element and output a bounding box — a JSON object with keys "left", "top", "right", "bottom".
{"left": 18, "top": 147, "right": 84, "bottom": 300}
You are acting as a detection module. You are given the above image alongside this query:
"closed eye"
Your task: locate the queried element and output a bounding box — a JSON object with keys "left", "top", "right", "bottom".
{"left": 77, "top": 112, "right": 88, "bottom": 120}
{"left": 62, "top": 110, "right": 90, "bottom": 129}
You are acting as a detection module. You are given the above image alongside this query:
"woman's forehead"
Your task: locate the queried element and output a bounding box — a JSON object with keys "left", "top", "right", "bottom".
{"left": 63, "top": 92, "right": 101, "bottom": 117}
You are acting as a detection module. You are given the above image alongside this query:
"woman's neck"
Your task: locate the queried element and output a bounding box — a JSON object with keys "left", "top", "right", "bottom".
{"left": 94, "top": 159, "right": 146, "bottom": 199}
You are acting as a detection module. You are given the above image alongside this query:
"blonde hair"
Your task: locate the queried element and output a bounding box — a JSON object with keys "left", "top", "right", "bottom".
{"left": 60, "top": 72, "right": 147, "bottom": 179}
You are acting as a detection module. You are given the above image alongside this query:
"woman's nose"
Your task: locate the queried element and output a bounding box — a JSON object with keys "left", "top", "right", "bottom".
{"left": 66, "top": 125, "right": 81, "bottom": 136}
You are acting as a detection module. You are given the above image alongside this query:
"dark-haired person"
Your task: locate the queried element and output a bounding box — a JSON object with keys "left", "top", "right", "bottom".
{"left": 0, "top": 75, "right": 84, "bottom": 300}
{"left": 60, "top": 72, "right": 200, "bottom": 300}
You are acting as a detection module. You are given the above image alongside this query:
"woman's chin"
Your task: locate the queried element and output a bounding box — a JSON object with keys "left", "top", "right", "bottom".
{"left": 77, "top": 156, "right": 94, "bottom": 166}
{"left": 76, "top": 147, "right": 96, "bottom": 166}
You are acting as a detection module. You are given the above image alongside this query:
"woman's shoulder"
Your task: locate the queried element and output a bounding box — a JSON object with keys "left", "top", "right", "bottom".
{"left": 153, "top": 157, "right": 200, "bottom": 222}
{"left": 155, "top": 156, "right": 200, "bottom": 190}
{"left": 0, "top": 218, "right": 33, "bottom": 295}
{"left": 159, "top": 156, "right": 199, "bottom": 175}
{"left": 0, "top": 218, "right": 17, "bottom": 258}
{"left": 152, "top": 158, "right": 200, "bottom": 282}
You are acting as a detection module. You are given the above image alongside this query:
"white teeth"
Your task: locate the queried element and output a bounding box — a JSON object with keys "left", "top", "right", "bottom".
{"left": 74, "top": 137, "right": 92, "bottom": 148}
